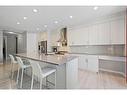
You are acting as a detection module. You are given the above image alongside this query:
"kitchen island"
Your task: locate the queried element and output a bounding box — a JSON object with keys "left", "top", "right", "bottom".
{"left": 16, "top": 52, "right": 78, "bottom": 89}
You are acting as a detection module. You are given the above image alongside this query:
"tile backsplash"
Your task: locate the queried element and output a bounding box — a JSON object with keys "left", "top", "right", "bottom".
{"left": 69, "top": 45, "right": 125, "bottom": 56}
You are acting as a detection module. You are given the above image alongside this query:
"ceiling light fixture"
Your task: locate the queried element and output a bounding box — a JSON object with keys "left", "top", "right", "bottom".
{"left": 93, "top": 6, "right": 98, "bottom": 10}
{"left": 17, "top": 22, "right": 20, "bottom": 25}
{"left": 23, "top": 17, "right": 27, "bottom": 20}
{"left": 36, "top": 28, "right": 40, "bottom": 30}
{"left": 8, "top": 32, "right": 14, "bottom": 34}
{"left": 69, "top": 16, "right": 73, "bottom": 19}
{"left": 33, "top": 9, "right": 38, "bottom": 13}
{"left": 54, "top": 21, "right": 58, "bottom": 24}
{"left": 44, "top": 25, "right": 47, "bottom": 28}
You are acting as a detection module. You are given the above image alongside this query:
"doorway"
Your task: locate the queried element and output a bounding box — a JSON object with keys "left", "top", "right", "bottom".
{"left": 3, "top": 33, "right": 18, "bottom": 63}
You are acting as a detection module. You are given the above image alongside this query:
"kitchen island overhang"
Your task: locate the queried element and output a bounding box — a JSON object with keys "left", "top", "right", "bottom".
{"left": 15, "top": 52, "right": 79, "bottom": 89}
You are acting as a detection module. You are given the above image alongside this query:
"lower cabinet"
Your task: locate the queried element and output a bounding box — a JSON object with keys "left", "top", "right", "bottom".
{"left": 78, "top": 55, "right": 88, "bottom": 70}
{"left": 68, "top": 53, "right": 99, "bottom": 72}
{"left": 87, "top": 55, "right": 99, "bottom": 72}
{"left": 78, "top": 54, "right": 99, "bottom": 72}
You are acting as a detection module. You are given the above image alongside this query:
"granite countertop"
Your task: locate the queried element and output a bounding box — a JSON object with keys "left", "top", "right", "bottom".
{"left": 68, "top": 52, "right": 126, "bottom": 57}
{"left": 16, "top": 52, "right": 77, "bottom": 65}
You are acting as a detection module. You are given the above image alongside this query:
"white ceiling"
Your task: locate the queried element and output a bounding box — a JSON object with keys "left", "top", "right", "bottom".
{"left": 0, "top": 6, "right": 126, "bottom": 32}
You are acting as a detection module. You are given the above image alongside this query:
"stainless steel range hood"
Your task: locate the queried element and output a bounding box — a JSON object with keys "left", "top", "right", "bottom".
{"left": 57, "top": 27, "right": 67, "bottom": 46}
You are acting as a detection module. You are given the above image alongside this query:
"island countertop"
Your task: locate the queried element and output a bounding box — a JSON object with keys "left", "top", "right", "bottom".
{"left": 15, "top": 52, "right": 77, "bottom": 65}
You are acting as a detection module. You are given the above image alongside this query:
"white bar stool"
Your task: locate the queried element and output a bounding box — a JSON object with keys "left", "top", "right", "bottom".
{"left": 29, "top": 60, "right": 56, "bottom": 89}
{"left": 16, "top": 56, "right": 31, "bottom": 88}
{"left": 9, "top": 54, "right": 18, "bottom": 79}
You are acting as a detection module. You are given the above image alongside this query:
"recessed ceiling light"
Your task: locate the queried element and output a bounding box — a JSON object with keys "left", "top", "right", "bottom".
{"left": 44, "top": 25, "right": 47, "bottom": 28}
{"left": 69, "top": 16, "right": 73, "bottom": 19}
{"left": 36, "top": 28, "right": 40, "bottom": 30}
{"left": 33, "top": 9, "right": 38, "bottom": 13}
{"left": 54, "top": 21, "right": 58, "bottom": 24}
{"left": 17, "top": 22, "right": 20, "bottom": 25}
{"left": 8, "top": 32, "right": 14, "bottom": 34}
{"left": 93, "top": 6, "right": 98, "bottom": 10}
{"left": 23, "top": 17, "right": 27, "bottom": 20}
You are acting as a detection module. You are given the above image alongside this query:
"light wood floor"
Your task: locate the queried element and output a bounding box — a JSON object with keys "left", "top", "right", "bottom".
{"left": 0, "top": 64, "right": 127, "bottom": 89}
{"left": 78, "top": 69, "right": 127, "bottom": 89}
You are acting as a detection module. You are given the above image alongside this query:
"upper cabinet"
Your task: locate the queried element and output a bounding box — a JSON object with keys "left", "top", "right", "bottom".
{"left": 68, "top": 27, "right": 89, "bottom": 45}
{"left": 110, "top": 19, "right": 125, "bottom": 44}
{"left": 89, "top": 24, "right": 99, "bottom": 45}
{"left": 68, "top": 15, "right": 125, "bottom": 46}
{"left": 89, "top": 22, "right": 110, "bottom": 45}
{"left": 98, "top": 22, "right": 110, "bottom": 45}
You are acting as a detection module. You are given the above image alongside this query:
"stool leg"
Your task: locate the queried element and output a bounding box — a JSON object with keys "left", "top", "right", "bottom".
{"left": 11, "top": 63, "right": 14, "bottom": 79}
{"left": 40, "top": 78, "right": 42, "bottom": 89}
{"left": 46, "top": 76, "right": 48, "bottom": 88}
{"left": 20, "top": 68, "right": 24, "bottom": 88}
{"left": 31, "top": 74, "right": 34, "bottom": 89}
{"left": 16, "top": 67, "right": 20, "bottom": 85}
{"left": 54, "top": 72, "right": 56, "bottom": 89}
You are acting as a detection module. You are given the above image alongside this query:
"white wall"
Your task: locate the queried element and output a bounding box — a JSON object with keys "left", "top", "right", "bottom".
{"left": 27, "top": 32, "right": 38, "bottom": 53}
{"left": 37, "top": 32, "right": 47, "bottom": 42}
{"left": 0, "top": 31, "right": 3, "bottom": 63}
{"left": 17, "top": 32, "right": 27, "bottom": 53}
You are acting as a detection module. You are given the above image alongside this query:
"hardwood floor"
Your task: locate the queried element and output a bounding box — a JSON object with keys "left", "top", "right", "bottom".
{"left": 0, "top": 63, "right": 127, "bottom": 89}
{"left": 78, "top": 69, "right": 127, "bottom": 89}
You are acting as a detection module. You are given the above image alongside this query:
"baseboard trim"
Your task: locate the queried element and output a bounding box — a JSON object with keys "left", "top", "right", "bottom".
{"left": 99, "top": 68, "right": 125, "bottom": 77}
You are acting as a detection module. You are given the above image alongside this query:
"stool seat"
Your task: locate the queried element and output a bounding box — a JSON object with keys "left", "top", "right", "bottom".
{"left": 29, "top": 60, "right": 56, "bottom": 89}
{"left": 41, "top": 67, "right": 56, "bottom": 78}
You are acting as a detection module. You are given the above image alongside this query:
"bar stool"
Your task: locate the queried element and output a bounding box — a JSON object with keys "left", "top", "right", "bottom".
{"left": 29, "top": 60, "right": 56, "bottom": 89}
{"left": 16, "top": 56, "right": 31, "bottom": 88}
{"left": 9, "top": 54, "right": 18, "bottom": 79}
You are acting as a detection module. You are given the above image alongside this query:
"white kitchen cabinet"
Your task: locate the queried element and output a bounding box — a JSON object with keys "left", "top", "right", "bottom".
{"left": 98, "top": 22, "right": 110, "bottom": 45}
{"left": 72, "top": 54, "right": 99, "bottom": 72}
{"left": 78, "top": 55, "right": 88, "bottom": 70}
{"left": 89, "top": 24, "right": 99, "bottom": 45}
{"left": 89, "top": 22, "right": 110, "bottom": 45}
{"left": 87, "top": 55, "right": 99, "bottom": 72}
{"left": 78, "top": 54, "right": 99, "bottom": 72}
{"left": 68, "top": 29, "right": 77, "bottom": 45}
{"left": 110, "top": 19, "right": 125, "bottom": 44}
{"left": 68, "top": 27, "right": 89, "bottom": 46}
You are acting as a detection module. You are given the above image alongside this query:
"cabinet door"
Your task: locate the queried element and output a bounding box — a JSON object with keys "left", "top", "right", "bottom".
{"left": 98, "top": 22, "right": 110, "bottom": 45}
{"left": 87, "top": 55, "right": 99, "bottom": 72}
{"left": 68, "top": 29, "right": 77, "bottom": 45}
{"left": 68, "top": 27, "right": 89, "bottom": 46}
{"left": 89, "top": 25, "right": 99, "bottom": 45}
{"left": 110, "top": 19, "right": 125, "bottom": 44}
{"left": 78, "top": 55, "right": 88, "bottom": 70}
{"left": 82, "top": 27, "right": 89, "bottom": 45}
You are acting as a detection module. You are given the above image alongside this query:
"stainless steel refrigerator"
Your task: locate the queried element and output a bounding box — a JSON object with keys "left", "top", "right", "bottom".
{"left": 38, "top": 41, "right": 47, "bottom": 54}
